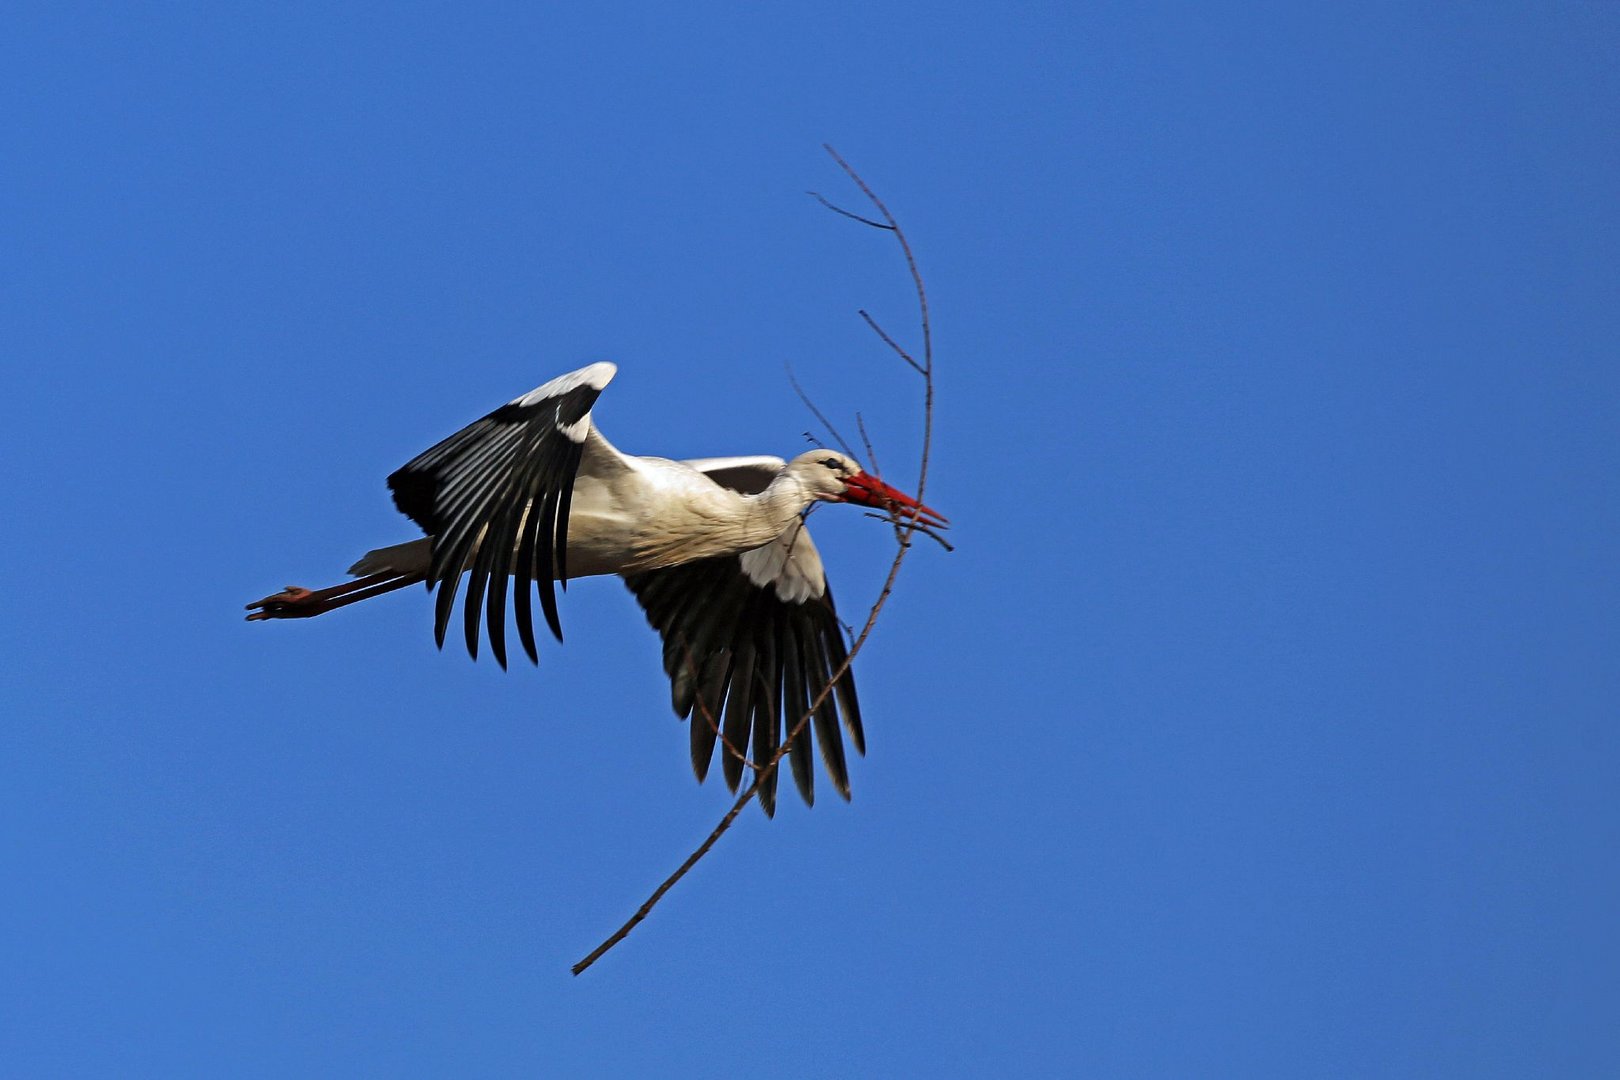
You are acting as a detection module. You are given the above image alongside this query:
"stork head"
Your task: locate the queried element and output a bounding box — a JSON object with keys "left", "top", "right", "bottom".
{"left": 786, "top": 450, "right": 948, "bottom": 528}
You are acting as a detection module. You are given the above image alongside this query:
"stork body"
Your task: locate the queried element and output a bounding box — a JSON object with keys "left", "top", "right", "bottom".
{"left": 345, "top": 447, "right": 821, "bottom": 582}
{"left": 246, "top": 363, "right": 944, "bottom": 814}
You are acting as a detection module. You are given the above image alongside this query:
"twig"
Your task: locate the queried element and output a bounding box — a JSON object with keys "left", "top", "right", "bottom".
{"left": 569, "top": 794, "right": 756, "bottom": 975}
{"left": 855, "top": 412, "right": 882, "bottom": 480}
{"left": 859, "top": 311, "right": 925, "bottom": 375}
{"left": 786, "top": 364, "right": 857, "bottom": 459}
{"left": 822, "top": 142, "right": 936, "bottom": 533}
{"left": 573, "top": 147, "right": 937, "bottom": 975}
{"left": 805, "top": 191, "right": 895, "bottom": 231}
{"left": 859, "top": 511, "right": 954, "bottom": 552}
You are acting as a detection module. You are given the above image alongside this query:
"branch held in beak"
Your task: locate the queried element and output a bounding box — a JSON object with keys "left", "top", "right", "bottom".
{"left": 840, "top": 472, "right": 948, "bottom": 529}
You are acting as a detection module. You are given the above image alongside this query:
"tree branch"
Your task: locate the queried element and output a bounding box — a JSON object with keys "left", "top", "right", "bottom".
{"left": 573, "top": 147, "right": 937, "bottom": 975}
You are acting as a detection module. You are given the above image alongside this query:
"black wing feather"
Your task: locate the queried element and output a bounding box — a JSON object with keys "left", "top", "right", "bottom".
{"left": 781, "top": 617, "right": 814, "bottom": 805}
{"left": 751, "top": 615, "right": 782, "bottom": 816}
{"left": 721, "top": 634, "right": 756, "bottom": 794}
{"left": 387, "top": 375, "right": 607, "bottom": 663}
{"left": 624, "top": 552, "right": 864, "bottom": 811}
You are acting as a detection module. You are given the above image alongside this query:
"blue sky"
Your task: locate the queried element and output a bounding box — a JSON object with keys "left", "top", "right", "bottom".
{"left": 4, "top": 3, "right": 1616, "bottom": 1076}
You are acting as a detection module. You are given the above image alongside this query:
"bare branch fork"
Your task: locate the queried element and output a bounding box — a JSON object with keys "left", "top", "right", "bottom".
{"left": 571, "top": 145, "right": 938, "bottom": 975}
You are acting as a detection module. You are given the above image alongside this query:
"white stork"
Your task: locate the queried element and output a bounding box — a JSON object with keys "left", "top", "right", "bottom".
{"left": 246, "top": 363, "right": 945, "bottom": 814}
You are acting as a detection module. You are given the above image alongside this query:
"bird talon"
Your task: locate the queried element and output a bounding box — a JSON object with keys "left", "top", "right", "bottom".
{"left": 244, "top": 585, "right": 316, "bottom": 619}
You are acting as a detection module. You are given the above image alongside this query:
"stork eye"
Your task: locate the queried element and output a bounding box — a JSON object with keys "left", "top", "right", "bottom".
{"left": 819, "top": 457, "right": 842, "bottom": 471}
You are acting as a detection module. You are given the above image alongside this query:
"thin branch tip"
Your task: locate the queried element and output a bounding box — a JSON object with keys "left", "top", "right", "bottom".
{"left": 786, "top": 364, "right": 857, "bottom": 459}
{"left": 808, "top": 190, "right": 895, "bottom": 231}
{"left": 856, "top": 412, "right": 882, "bottom": 478}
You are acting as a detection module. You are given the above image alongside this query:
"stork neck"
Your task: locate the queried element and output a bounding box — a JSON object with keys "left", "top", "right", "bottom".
{"left": 739, "top": 472, "right": 816, "bottom": 547}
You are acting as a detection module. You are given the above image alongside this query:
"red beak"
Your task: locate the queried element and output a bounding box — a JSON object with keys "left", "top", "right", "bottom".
{"left": 841, "top": 473, "right": 949, "bottom": 529}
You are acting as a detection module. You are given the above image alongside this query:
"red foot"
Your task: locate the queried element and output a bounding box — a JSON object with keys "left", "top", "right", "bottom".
{"left": 245, "top": 586, "right": 321, "bottom": 620}
{"left": 244, "top": 571, "right": 427, "bottom": 622}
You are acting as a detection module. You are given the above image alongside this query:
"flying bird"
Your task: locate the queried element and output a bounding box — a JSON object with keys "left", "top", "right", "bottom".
{"left": 246, "top": 363, "right": 946, "bottom": 814}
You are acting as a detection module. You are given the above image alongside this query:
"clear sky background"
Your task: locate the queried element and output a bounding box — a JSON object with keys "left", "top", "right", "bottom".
{"left": 4, "top": 4, "right": 1616, "bottom": 1077}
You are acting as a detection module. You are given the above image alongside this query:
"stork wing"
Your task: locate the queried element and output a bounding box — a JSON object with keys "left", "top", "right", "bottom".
{"left": 624, "top": 460, "right": 864, "bottom": 815}
{"left": 386, "top": 362, "right": 617, "bottom": 668}
{"left": 676, "top": 455, "right": 784, "bottom": 494}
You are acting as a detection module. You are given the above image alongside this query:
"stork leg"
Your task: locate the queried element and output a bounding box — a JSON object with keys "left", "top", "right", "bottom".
{"left": 245, "top": 571, "right": 426, "bottom": 621}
